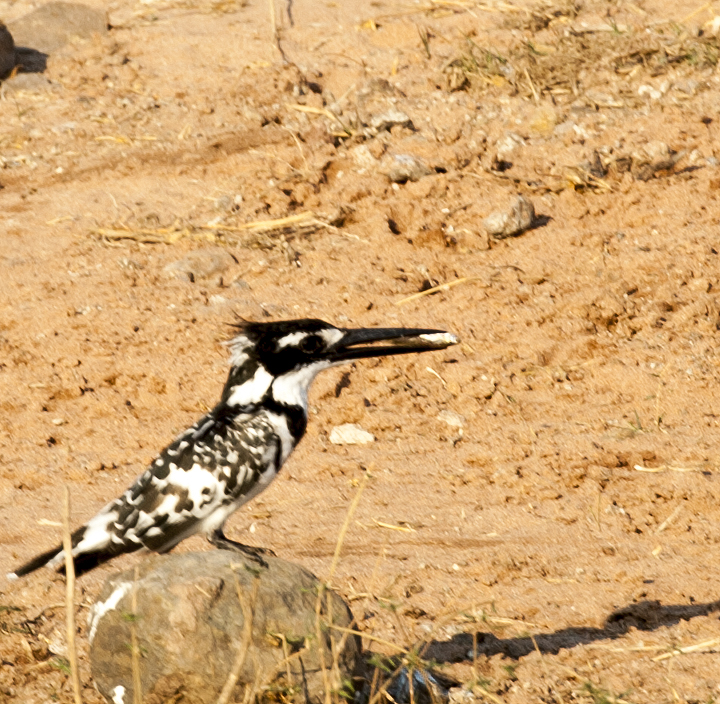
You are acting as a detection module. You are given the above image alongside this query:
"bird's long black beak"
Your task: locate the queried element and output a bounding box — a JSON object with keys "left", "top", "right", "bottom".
{"left": 328, "top": 327, "right": 459, "bottom": 362}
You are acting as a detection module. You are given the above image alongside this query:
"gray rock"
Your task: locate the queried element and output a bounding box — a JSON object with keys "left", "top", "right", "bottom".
{"left": 89, "top": 551, "right": 361, "bottom": 704}
{"left": 483, "top": 195, "right": 535, "bottom": 239}
{"left": 0, "top": 23, "right": 15, "bottom": 78}
{"left": 356, "top": 78, "right": 413, "bottom": 137}
{"left": 163, "top": 247, "right": 235, "bottom": 282}
{"left": 367, "top": 108, "right": 413, "bottom": 135}
{"left": 9, "top": 2, "right": 107, "bottom": 55}
{"left": 383, "top": 154, "right": 432, "bottom": 183}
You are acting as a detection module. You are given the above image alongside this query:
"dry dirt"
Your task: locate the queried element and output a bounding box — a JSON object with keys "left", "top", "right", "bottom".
{"left": 1, "top": 0, "right": 720, "bottom": 702}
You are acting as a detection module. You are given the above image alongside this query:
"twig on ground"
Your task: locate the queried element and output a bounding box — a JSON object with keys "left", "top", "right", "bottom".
{"left": 93, "top": 211, "right": 331, "bottom": 245}
{"left": 634, "top": 464, "right": 705, "bottom": 473}
{"left": 286, "top": 103, "right": 347, "bottom": 129}
{"left": 653, "top": 637, "right": 720, "bottom": 661}
{"left": 656, "top": 503, "right": 684, "bottom": 534}
{"left": 328, "top": 472, "right": 369, "bottom": 584}
{"left": 62, "top": 486, "right": 83, "bottom": 704}
{"left": 130, "top": 566, "right": 142, "bottom": 704}
{"left": 395, "top": 277, "right": 479, "bottom": 305}
{"left": 474, "top": 684, "right": 506, "bottom": 704}
{"left": 329, "top": 624, "right": 407, "bottom": 653}
{"left": 315, "top": 471, "right": 371, "bottom": 704}
{"left": 217, "top": 568, "right": 261, "bottom": 704}
{"left": 530, "top": 633, "right": 564, "bottom": 704}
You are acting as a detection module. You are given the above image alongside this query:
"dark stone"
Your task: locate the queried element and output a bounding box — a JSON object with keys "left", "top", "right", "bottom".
{"left": 0, "top": 23, "right": 15, "bottom": 78}
{"left": 89, "top": 551, "right": 362, "bottom": 704}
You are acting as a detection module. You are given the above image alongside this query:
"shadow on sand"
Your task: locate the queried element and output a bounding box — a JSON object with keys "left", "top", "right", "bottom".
{"left": 422, "top": 598, "right": 720, "bottom": 662}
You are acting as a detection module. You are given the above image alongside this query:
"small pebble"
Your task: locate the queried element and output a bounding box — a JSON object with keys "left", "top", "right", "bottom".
{"left": 483, "top": 195, "right": 536, "bottom": 239}
{"left": 437, "top": 410, "right": 465, "bottom": 428}
{"left": 163, "top": 248, "right": 235, "bottom": 282}
{"left": 384, "top": 154, "right": 432, "bottom": 183}
{"left": 329, "top": 423, "right": 375, "bottom": 445}
{"left": 366, "top": 108, "right": 412, "bottom": 135}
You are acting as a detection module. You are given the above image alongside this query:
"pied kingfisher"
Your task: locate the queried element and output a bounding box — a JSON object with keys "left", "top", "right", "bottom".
{"left": 8, "top": 319, "right": 458, "bottom": 578}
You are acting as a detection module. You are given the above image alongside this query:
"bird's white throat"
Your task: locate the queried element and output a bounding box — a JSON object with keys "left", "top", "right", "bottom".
{"left": 225, "top": 366, "right": 273, "bottom": 407}
{"left": 225, "top": 361, "right": 332, "bottom": 411}
{"left": 271, "top": 361, "right": 333, "bottom": 410}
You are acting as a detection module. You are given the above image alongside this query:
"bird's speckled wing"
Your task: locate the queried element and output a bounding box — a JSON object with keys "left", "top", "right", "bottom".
{"left": 84, "top": 409, "right": 281, "bottom": 553}
{"left": 12, "top": 407, "right": 283, "bottom": 577}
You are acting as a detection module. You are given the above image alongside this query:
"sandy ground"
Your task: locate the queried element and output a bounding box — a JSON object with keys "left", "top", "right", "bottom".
{"left": 1, "top": 0, "right": 720, "bottom": 701}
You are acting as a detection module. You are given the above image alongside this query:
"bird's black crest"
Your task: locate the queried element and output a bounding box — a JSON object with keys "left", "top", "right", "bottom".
{"left": 230, "top": 318, "right": 332, "bottom": 341}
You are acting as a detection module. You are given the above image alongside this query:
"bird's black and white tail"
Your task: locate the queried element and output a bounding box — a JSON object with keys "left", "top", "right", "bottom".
{"left": 8, "top": 544, "right": 65, "bottom": 580}
{"left": 8, "top": 522, "right": 140, "bottom": 580}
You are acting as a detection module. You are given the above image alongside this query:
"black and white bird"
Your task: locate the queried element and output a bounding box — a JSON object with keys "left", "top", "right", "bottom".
{"left": 8, "top": 318, "right": 458, "bottom": 579}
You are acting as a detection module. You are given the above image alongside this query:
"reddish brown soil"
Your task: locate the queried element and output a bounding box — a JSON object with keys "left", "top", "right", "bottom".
{"left": 1, "top": 0, "right": 720, "bottom": 702}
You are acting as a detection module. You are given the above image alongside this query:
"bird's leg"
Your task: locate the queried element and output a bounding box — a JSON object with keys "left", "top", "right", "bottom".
{"left": 208, "top": 528, "right": 275, "bottom": 568}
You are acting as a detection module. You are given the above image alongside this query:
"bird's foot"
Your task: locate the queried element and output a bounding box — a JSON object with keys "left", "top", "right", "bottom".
{"left": 208, "top": 530, "right": 275, "bottom": 569}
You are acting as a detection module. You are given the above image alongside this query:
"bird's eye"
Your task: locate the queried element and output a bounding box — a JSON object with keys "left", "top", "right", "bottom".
{"left": 299, "top": 335, "right": 323, "bottom": 354}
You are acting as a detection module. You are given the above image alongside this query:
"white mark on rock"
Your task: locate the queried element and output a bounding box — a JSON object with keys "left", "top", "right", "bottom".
{"left": 88, "top": 581, "right": 132, "bottom": 644}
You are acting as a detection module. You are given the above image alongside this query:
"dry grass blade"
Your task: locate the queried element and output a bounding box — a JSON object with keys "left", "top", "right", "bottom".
{"left": 130, "top": 566, "right": 142, "bottom": 704}
{"left": 328, "top": 472, "right": 369, "bottom": 584}
{"left": 203, "top": 211, "right": 324, "bottom": 233}
{"left": 268, "top": 0, "right": 277, "bottom": 46}
{"left": 269, "top": 632, "right": 299, "bottom": 690}
{"left": 250, "top": 633, "right": 312, "bottom": 703}
{"left": 367, "top": 659, "right": 414, "bottom": 704}
{"left": 62, "top": 486, "right": 83, "bottom": 704}
{"left": 329, "top": 624, "right": 407, "bottom": 653}
{"left": 564, "top": 166, "right": 613, "bottom": 192}
{"left": 653, "top": 637, "right": 720, "bottom": 661}
{"left": 681, "top": 1, "right": 713, "bottom": 23}
{"left": 93, "top": 211, "right": 331, "bottom": 245}
{"left": 241, "top": 652, "right": 263, "bottom": 704}
{"left": 92, "top": 227, "right": 192, "bottom": 244}
{"left": 286, "top": 103, "right": 346, "bottom": 128}
{"left": 655, "top": 503, "right": 684, "bottom": 534}
{"left": 315, "top": 588, "right": 333, "bottom": 704}
{"left": 395, "top": 277, "right": 478, "bottom": 305}
{"left": 634, "top": 464, "right": 703, "bottom": 473}
{"left": 474, "top": 684, "right": 506, "bottom": 704}
{"left": 216, "top": 568, "right": 261, "bottom": 704}
{"left": 373, "top": 520, "right": 415, "bottom": 533}
{"left": 530, "top": 633, "right": 564, "bottom": 704}
{"left": 313, "top": 471, "right": 370, "bottom": 704}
